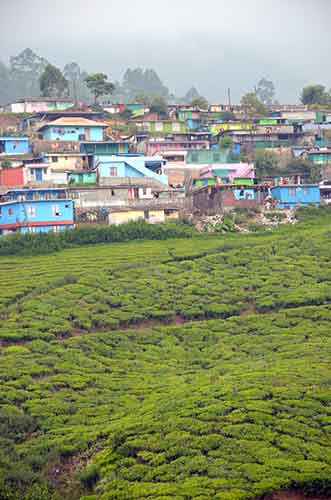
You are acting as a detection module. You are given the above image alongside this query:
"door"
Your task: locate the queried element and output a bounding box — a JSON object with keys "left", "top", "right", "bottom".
{"left": 35, "top": 169, "right": 42, "bottom": 181}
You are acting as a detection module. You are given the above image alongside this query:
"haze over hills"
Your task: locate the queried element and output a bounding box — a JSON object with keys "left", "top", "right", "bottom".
{"left": 1, "top": 0, "right": 330, "bottom": 104}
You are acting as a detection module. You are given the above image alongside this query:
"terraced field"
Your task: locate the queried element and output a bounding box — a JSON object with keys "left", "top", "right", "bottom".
{"left": 0, "top": 214, "right": 331, "bottom": 500}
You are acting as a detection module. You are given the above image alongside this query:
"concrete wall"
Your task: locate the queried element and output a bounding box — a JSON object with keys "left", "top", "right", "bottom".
{"left": 42, "top": 126, "right": 104, "bottom": 142}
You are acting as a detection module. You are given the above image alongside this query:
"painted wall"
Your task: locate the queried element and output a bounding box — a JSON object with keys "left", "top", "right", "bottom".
{"left": 97, "top": 155, "right": 168, "bottom": 185}
{"left": 271, "top": 185, "right": 320, "bottom": 209}
{"left": 0, "top": 137, "right": 30, "bottom": 154}
{"left": 44, "top": 154, "right": 87, "bottom": 171}
{"left": 0, "top": 199, "right": 74, "bottom": 233}
{"left": 41, "top": 126, "right": 104, "bottom": 142}
{"left": 0, "top": 167, "right": 25, "bottom": 187}
{"left": 10, "top": 101, "right": 73, "bottom": 113}
{"left": 308, "top": 152, "right": 331, "bottom": 164}
{"left": 69, "top": 171, "right": 97, "bottom": 185}
{"left": 80, "top": 142, "right": 130, "bottom": 155}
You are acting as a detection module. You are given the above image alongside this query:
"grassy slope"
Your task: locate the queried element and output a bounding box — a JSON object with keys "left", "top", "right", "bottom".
{"left": 0, "top": 216, "right": 331, "bottom": 500}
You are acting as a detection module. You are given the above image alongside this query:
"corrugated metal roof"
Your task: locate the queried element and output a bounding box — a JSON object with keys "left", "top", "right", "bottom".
{"left": 39, "top": 117, "right": 109, "bottom": 129}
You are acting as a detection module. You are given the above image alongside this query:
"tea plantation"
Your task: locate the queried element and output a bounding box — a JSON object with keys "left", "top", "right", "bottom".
{"left": 0, "top": 211, "right": 331, "bottom": 500}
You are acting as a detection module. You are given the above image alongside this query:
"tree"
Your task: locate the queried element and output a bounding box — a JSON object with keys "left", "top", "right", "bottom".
{"left": 40, "top": 64, "right": 69, "bottom": 98}
{"left": 254, "top": 78, "right": 275, "bottom": 106}
{"left": 285, "top": 158, "right": 321, "bottom": 183}
{"left": 121, "top": 68, "right": 169, "bottom": 102}
{"left": 84, "top": 73, "right": 115, "bottom": 104}
{"left": 241, "top": 92, "right": 268, "bottom": 117}
{"left": 219, "top": 136, "right": 234, "bottom": 149}
{"left": 190, "top": 96, "right": 208, "bottom": 109}
{"left": 183, "top": 86, "right": 201, "bottom": 103}
{"left": 63, "top": 62, "right": 81, "bottom": 103}
{"left": 300, "top": 85, "right": 330, "bottom": 106}
{"left": 10, "top": 48, "right": 49, "bottom": 100}
{"left": 149, "top": 96, "right": 168, "bottom": 116}
{"left": 253, "top": 149, "right": 279, "bottom": 179}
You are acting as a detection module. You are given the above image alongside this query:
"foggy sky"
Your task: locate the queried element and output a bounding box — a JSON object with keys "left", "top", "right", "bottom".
{"left": 0, "top": 0, "right": 330, "bottom": 103}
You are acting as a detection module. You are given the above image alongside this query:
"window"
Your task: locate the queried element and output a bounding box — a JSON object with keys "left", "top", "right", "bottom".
{"left": 27, "top": 205, "right": 36, "bottom": 217}
{"left": 52, "top": 157, "right": 58, "bottom": 163}
{"left": 213, "top": 153, "right": 220, "bottom": 162}
{"left": 30, "top": 168, "right": 34, "bottom": 175}
{"left": 172, "top": 123, "right": 181, "bottom": 132}
{"left": 191, "top": 153, "right": 199, "bottom": 162}
{"left": 43, "top": 168, "right": 47, "bottom": 174}
{"left": 155, "top": 122, "right": 164, "bottom": 132}
{"left": 52, "top": 204, "right": 61, "bottom": 216}
{"left": 111, "top": 190, "right": 115, "bottom": 196}
{"left": 109, "top": 167, "right": 118, "bottom": 177}
{"left": 8, "top": 208, "right": 13, "bottom": 215}
{"left": 64, "top": 157, "right": 68, "bottom": 160}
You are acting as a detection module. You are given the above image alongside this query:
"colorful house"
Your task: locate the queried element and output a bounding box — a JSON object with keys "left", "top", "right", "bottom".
{"left": 0, "top": 188, "right": 74, "bottom": 235}
{"left": 134, "top": 119, "right": 187, "bottom": 134}
{"left": 68, "top": 171, "right": 97, "bottom": 185}
{"left": 38, "top": 117, "right": 109, "bottom": 142}
{"left": 97, "top": 155, "right": 168, "bottom": 185}
{"left": 270, "top": 185, "right": 320, "bottom": 209}
{"left": 193, "top": 163, "right": 255, "bottom": 186}
{"left": 80, "top": 141, "right": 130, "bottom": 155}
{"left": 0, "top": 137, "right": 30, "bottom": 154}
{"left": 307, "top": 149, "right": 331, "bottom": 165}
{"left": 186, "top": 149, "right": 229, "bottom": 164}
{"left": 5, "top": 97, "right": 74, "bottom": 114}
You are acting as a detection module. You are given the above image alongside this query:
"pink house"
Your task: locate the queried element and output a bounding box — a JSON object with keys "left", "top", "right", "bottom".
{"left": 199, "top": 163, "right": 255, "bottom": 181}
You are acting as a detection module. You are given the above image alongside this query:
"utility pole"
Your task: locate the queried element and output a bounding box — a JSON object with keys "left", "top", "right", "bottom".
{"left": 228, "top": 88, "right": 231, "bottom": 108}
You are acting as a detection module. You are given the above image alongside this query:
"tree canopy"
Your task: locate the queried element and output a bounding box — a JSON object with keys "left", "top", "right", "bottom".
{"left": 84, "top": 73, "right": 115, "bottom": 103}
{"left": 254, "top": 77, "right": 276, "bottom": 106}
{"left": 300, "top": 85, "right": 330, "bottom": 106}
{"left": 39, "top": 64, "right": 69, "bottom": 98}
{"left": 241, "top": 92, "right": 268, "bottom": 117}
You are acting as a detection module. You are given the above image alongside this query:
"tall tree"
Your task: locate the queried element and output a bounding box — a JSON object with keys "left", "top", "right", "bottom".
{"left": 149, "top": 96, "right": 168, "bottom": 116}
{"left": 183, "top": 86, "right": 201, "bottom": 104}
{"left": 84, "top": 73, "right": 115, "bottom": 103}
{"left": 300, "top": 85, "right": 330, "bottom": 106}
{"left": 10, "top": 48, "right": 49, "bottom": 99}
{"left": 254, "top": 78, "right": 275, "bottom": 106}
{"left": 40, "top": 64, "right": 69, "bottom": 98}
{"left": 241, "top": 92, "right": 268, "bottom": 117}
{"left": 190, "top": 96, "right": 208, "bottom": 109}
{"left": 63, "top": 62, "right": 81, "bottom": 102}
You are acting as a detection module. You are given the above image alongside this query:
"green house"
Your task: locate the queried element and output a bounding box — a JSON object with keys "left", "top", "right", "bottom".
{"left": 136, "top": 120, "right": 187, "bottom": 134}
{"left": 68, "top": 171, "right": 97, "bottom": 185}
{"left": 308, "top": 151, "right": 331, "bottom": 164}
{"left": 186, "top": 149, "right": 229, "bottom": 164}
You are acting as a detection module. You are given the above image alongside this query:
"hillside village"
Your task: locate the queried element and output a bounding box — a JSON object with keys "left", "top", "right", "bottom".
{"left": 0, "top": 96, "right": 330, "bottom": 235}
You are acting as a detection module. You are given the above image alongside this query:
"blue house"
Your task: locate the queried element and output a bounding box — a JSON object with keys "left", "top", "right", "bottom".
{"left": 0, "top": 137, "right": 30, "bottom": 154}
{"left": 271, "top": 185, "right": 320, "bottom": 209}
{"left": 97, "top": 155, "right": 168, "bottom": 185}
{"left": 38, "top": 117, "right": 108, "bottom": 142}
{"left": 0, "top": 188, "right": 74, "bottom": 235}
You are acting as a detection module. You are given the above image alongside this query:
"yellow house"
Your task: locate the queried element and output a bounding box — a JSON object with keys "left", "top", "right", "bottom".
{"left": 44, "top": 153, "right": 90, "bottom": 171}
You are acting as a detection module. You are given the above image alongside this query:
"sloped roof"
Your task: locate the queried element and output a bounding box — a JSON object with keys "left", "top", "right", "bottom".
{"left": 39, "top": 117, "right": 109, "bottom": 129}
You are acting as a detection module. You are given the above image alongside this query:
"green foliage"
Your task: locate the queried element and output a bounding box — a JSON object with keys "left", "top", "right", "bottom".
{"left": 190, "top": 96, "right": 208, "bottom": 109}
{"left": 149, "top": 96, "right": 168, "bottom": 116}
{"left": 0, "top": 221, "right": 197, "bottom": 256}
{"left": 219, "top": 135, "right": 234, "bottom": 149}
{"left": 301, "top": 84, "right": 330, "bottom": 106}
{"left": 40, "top": 64, "right": 69, "bottom": 98}
{"left": 253, "top": 149, "right": 279, "bottom": 179}
{"left": 240, "top": 92, "right": 268, "bottom": 117}
{"left": 84, "top": 73, "right": 115, "bottom": 103}
{"left": 0, "top": 216, "right": 330, "bottom": 499}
